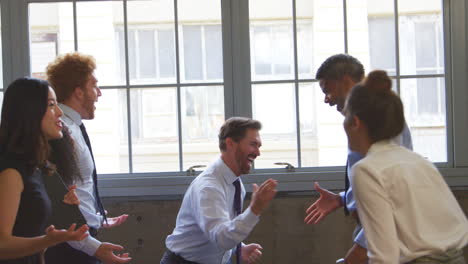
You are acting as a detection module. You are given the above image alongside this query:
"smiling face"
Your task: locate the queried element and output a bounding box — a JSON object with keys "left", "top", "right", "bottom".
{"left": 230, "top": 128, "right": 262, "bottom": 176}
{"left": 319, "top": 78, "right": 349, "bottom": 113}
{"left": 41, "top": 87, "right": 64, "bottom": 140}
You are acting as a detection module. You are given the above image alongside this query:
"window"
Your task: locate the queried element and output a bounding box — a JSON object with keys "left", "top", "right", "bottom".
{"left": 27, "top": 0, "right": 449, "bottom": 170}
{"left": 116, "top": 28, "right": 176, "bottom": 83}
{"left": 3, "top": 0, "right": 467, "bottom": 195}
{"left": 249, "top": 0, "right": 447, "bottom": 170}
{"left": 30, "top": 33, "right": 58, "bottom": 80}
{"left": 28, "top": 0, "right": 224, "bottom": 174}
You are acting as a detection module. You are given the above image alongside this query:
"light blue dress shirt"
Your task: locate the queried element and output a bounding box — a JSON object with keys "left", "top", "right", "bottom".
{"left": 59, "top": 104, "right": 102, "bottom": 256}
{"left": 166, "top": 156, "right": 260, "bottom": 264}
{"left": 339, "top": 123, "right": 413, "bottom": 248}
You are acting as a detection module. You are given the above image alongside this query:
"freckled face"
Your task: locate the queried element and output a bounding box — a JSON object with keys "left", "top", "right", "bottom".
{"left": 80, "top": 73, "right": 101, "bottom": 120}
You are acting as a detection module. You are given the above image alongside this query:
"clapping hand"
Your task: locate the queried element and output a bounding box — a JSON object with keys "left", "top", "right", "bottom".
{"left": 249, "top": 179, "right": 278, "bottom": 216}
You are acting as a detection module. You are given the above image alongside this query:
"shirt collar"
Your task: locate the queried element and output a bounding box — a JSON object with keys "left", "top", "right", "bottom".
{"left": 59, "top": 103, "right": 83, "bottom": 125}
{"left": 215, "top": 156, "right": 240, "bottom": 185}
{"left": 367, "top": 139, "right": 397, "bottom": 156}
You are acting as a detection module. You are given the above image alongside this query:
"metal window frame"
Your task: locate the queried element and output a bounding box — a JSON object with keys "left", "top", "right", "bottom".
{"left": 1, "top": 0, "right": 467, "bottom": 198}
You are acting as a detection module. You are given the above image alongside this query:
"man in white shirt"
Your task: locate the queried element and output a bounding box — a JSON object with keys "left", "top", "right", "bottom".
{"left": 161, "top": 117, "right": 278, "bottom": 264}
{"left": 44, "top": 52, "right": 131, "bottom": 264}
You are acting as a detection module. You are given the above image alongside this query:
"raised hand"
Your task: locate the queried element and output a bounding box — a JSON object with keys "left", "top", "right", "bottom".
{"left": 44, "top": 223, "right": 89, "bottom": 244}
{"left": 102, "top": 214, "right": 129, "bottom": 229}
{"left": 94, "top": 242, "right": 132, "bottom": 264}
{"left": 63, "top": 185, "right": 80, "bottom": 205}
{"left": 304, "top": 182, "right": 342, "bottom": 224}
{"left": 249, "top": 178, "right": 278, "bottom": 216}
{"left": 241, "top": 243, "right": 263, "bottom": 264}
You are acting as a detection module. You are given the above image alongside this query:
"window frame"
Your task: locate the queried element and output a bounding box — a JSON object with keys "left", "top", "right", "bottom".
{"left": 1, "top": 0, "right": 467, "bottom": 197}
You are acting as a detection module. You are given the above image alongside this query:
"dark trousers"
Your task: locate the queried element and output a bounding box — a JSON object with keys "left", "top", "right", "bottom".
{"left": 45, "top": 243, "right": 101, "bottom": 264}
{"left": 44, "top": 228, "right": 101, "bottom": 264}
{"left": 160, "top": 250, "right": 200, "bottom": 264}
{"left": 0, "top": 254, "right": 39, "bottom": 264}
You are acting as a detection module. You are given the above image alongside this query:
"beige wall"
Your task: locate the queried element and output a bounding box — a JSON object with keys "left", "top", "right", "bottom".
{"left": 100, "top": 190, "right": 468, "bottom": 264}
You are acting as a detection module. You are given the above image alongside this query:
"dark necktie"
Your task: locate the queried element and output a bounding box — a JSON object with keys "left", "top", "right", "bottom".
{"left": 344, "top": 159, "right": 350, "bottom": 216}
{"left": 233, "top": 179, "right": 242, "bottom": 264}
{"left": 79, "top": 123, "right": 108, "bottom": 224}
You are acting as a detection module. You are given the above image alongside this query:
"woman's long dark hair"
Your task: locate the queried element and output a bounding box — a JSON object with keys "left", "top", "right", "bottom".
{"left": 49, "top": 126, "right": 83, "bottom": 185}
{"left": 0, "top": 78, "right": 50, "bottom": 171}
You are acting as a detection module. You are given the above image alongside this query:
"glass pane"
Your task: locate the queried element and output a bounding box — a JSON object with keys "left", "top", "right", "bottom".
{"left": 181, "top": 86, "right": 224, "bottom": 170}
{"left": 29, "top": 3, "right": 74, "bottom": 80}
{"left": 127, "top": 0, "right": 176, "bottom": 84}
{"left": 297, "top": 0, "right": 313, "bottom": 79}
{"left": 398, "top": 0, "right": 444, "bottom": 75}
{"left": 159, "top": 29, "right": 176, "bottom": 78}
{"left": 252, "top": 83, "right": 297, "bottom": 169}
{"left": 76, "top": 1, "right": 124, "bottom": 86}
{"left": 249, "top": 0, "right": 293, "bottom": 81}
{"left": 138, "top": 30, "right": 156, "bottom": 79}
{"left": 400, "top": 77, "right": 447, "bottom": 162}
{"left": 299, "top": 83, "right": 319, "bottom": 167}
{"left": 182, "top": 26, "right": 203, "bottom": 81}
{"left": 179, "top": 0, "right": 223, "bottom": 83}
{"left": 205, "top": 25, "right": 223, "bottom": 80}
{"left": 130, "top": 88, "right": 179, "bottom": 172}
{"left": 83, "top": 89, "right": 129, "bottom": 173}
{"left": 348, "top": 0, "right": 396, "bottom": 75}
{"left": 127, "top": 31, "right": 137, "bottom": 79}
{"left": 310, "top": 0, "right": 345, "bottom": 76}
{"left": 311, "top": 82, "right": 347, "bottom": 166}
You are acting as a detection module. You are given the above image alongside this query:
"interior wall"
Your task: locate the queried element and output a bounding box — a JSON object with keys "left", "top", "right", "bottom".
{"left": 99, "top": 190, "right": 468, "bottom": 264}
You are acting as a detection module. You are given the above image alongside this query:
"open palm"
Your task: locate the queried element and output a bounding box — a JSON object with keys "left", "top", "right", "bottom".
{"left": 304, "top": 182, "right": 342, "bottom": 224}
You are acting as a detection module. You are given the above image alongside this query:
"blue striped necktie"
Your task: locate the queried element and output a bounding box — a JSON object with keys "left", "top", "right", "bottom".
{"left": 79, "top": 123, "right": 108, "bottom": 224}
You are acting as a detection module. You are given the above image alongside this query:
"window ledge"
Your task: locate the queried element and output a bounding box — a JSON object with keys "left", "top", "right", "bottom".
{"left": 99, "top": 167, "right": 468, "bottom": 197}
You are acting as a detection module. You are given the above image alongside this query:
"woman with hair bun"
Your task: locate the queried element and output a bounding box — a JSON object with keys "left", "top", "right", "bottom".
{"left": 344, "top": 70, "right": 468, "bottom": 264}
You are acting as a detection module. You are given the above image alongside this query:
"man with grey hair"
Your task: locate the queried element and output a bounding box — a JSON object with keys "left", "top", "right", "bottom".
{"left": 161, "top": 117, "right": 278, "bottom": 264}
{"left": 304, "top": 54, "right": 413, "bottom": 264}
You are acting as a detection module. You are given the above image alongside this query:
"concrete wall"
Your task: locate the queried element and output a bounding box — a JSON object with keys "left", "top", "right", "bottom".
{"left": 100, "top": 190, "right": 468, "bottom": 264}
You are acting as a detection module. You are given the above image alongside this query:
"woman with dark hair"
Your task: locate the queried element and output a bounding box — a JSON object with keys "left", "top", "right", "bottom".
{"left": 344, "top": 70, "right": 468, "bottom": 264}
{"left": 0, "top": 77, "right": 89, "bottom": 264}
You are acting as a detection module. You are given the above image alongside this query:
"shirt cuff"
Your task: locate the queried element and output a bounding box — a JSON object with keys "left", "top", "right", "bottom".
{"left": 353, "top": 228, "right": 367, "bottom": 249}
{"left": 236, "top": 206, "right": 260, "bottom": 234}
{"left": 339, "top": 191, "right": 345, "bottom": 206}
{"left": 67, "top": 233, "right": 102, "bottom": 256}
{"left": 242, "top": 207, "right": 260, "bottom": 224}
